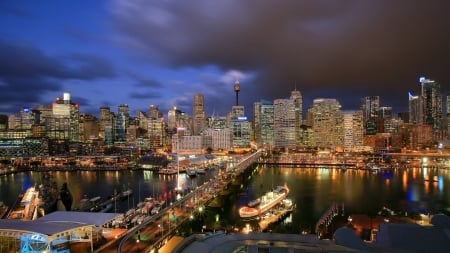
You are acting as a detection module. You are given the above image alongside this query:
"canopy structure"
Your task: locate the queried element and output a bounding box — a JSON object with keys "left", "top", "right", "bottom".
{"left": 0, "top": 211, "right": 123, "bottom": 252}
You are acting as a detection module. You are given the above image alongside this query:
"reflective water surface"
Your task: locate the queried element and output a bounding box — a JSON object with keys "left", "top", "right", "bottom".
{"left": 1, "top": 166, "right": 449, "bottom": 232}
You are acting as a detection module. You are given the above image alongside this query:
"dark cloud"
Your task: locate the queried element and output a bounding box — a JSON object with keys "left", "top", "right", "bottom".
{"left": 0, "top": 76, "right": 61, "bottom": 113}
{"left": 134, "top": 79, "right": 163, "bottom": 88}
{"left": 112, "top": 0, "right": 450, "bottom": 113}
{"left": 0, "top": 40, "right": 116, "bottom": 80}
{"left": 0, "top": 40, "right": 117, "bottom": 114}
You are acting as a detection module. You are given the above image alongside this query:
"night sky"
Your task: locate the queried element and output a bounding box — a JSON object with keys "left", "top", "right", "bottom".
{"left": 1, "top": 0, "right": 449, "bottom": 118}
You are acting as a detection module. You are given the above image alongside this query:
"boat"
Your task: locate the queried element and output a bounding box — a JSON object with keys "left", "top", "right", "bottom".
{"left": 158, "top": 168, "right": 178, "bottom": 175}
{"left": 120, "top": 189, "right": 133, "bottom": 200}
{"left": 238, "top": 184, "right": 289, "bottom": 218}
{"left": 186, "top": 168, "right": 197, "bottom": 177}
{"left": 7, "top": 187, "right": 39, "bottom": 220}
{"left": 36, "top": 172, "right": 59, "bottom": 216}
{"left": 247, "top": 198, "right": 261, "bottom": 208}
{"left": 59, "top": 182, "right": 73, "bottom": 211}
{"left": 196, "top": 167, "right": 206, "bottom": 174}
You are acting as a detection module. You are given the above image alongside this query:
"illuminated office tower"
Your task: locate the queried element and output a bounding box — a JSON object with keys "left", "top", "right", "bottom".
{"left": 49, "top": 92, "right": 79, "bottom": 142}
{"left": 290, "top": 89, "right": 303, "bottom": 146}
{"left": 135, "top": 110, "right": 148, "bottom": 130}
{"left": 309, "top": 98, "right": 343, "bottom": 149}
{"left": 378, "top": 106, "right": 393, "bottom": 133}
{"left": 409, "top": 92, "right": 423, "bottom": 124}
{"left": 193, "top": 93, "right": 206, "bottom": 135}
{"left": 148, "top": 118, "right": 166, "bottom": 150}
{"left": 343, "top": 110, "right": 364, "bottom": 152}
{"left": 10, "top": 108, "right": 34, "bottom": 130}
{"left": 273, "top": 99, "right": 296, "bottom": 149}
{"left": 168, "top": 106, "right": 190, "bottom": 134}
{"left": 419, "top": 77, "right": 442, "bottom": 130}
{"left": 79, "top": 113, "right": 99, "bottom": 142}
{"left": 253, "top": 100, "right": 274, "bottom": 148}
{"left": 208, "top": 115, "right": 228, "bottom": 130}
{"left": 115, "top": 104, "right": 130, "bottom": 142}
{"left": 99, "top": 106, "right": 113, "bottom": 145}
{"left": 361, "top": 96, "right": 379, "bottom": 135}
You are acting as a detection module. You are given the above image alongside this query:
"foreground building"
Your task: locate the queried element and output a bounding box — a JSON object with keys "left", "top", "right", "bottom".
{"left": 173, "top": 214, "right": 450, "bottom": 253}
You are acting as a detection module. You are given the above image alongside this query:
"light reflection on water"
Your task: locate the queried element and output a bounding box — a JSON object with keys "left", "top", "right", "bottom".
{"left": 1, "top": 165, "right": 449, "bottom": 232}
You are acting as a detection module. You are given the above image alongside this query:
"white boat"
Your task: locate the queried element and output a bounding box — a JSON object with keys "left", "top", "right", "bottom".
{"left": 239, "top": 184, "right": 289, "bottom": 218}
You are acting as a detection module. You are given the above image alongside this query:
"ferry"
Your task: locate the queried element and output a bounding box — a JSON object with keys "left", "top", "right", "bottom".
{"left": 238, "top": 184, "right": 289, "bottom": 218}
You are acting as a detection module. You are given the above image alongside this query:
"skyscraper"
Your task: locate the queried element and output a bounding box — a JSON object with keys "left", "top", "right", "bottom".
{"left": 343, "top": 110, "right": 363, "bottom": 152}
{"left": 419, "top": 77, "right": 442, "bottom": 130}
{"left": 290, "top": 89, "right": 303, "bottom": 147}
{"left": 253, "top": 100, "right": 274, "bottom": 148}
{"left": 408, "top": 92, "right": 423, "bottom": 124}
{"left": 273, "top": 99, "right": 296, "bottom": 149}
{"left": 361, "top": 96, "right": 379, "bottom": 135}
{"left": 309, "top": 98, "right": 343, "bottom": 149}
{"left": 49, "top": 92, "right": 79, "bottom": 142}
{"left": 193, "top": 94, "right": 206, "bottom": 135}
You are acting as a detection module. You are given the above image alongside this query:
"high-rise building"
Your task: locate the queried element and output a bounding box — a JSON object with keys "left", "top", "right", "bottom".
{"left": 79, "top": 113, "right": 99, "bottom": 142}
{"left": 309, "top": 98, "right": 343, "bottom": 149}
{"left": 99, "top": 106, "right": 114, "bottom": 145}
{"left": 343, "top": 110, "right": 364, "bottom": 152}
{"left": 115, "top": 104, "right": 130, "bottom": 142}
{"left": 48, "top": 93, "right": 80, "bottom": 142}
{"left": 168, "top": 106, "right": 190, "bottom": 134}
{"left": 253, "top": 100, "right": 274, "bottom": 148}
{"left": 193, "top": 94, "right": 206, "bottom": 135}
{"left": 408, "top": 92, "right": 423, "bottom": 124}
{"left": 361, "top": 96, "right": 379, "bottom": 135}
{"left": 419, "top": 77, "right": 442, "bottom": 130}
{"left": 273, "top": 99, "right": 296, "bottom": 149}
{"left": 290, "top": 89, "right": 303, "bottom": 146}
{"left": 378, "top": 106, "right": 393, "bottom": 133}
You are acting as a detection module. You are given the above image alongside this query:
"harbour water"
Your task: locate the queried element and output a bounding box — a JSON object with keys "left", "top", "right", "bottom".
{"left": 1, "top": 165, "right": 449, "bottom": 233}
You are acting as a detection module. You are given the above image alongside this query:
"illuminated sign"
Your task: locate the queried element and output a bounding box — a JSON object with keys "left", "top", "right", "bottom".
{"left": 237, "top": 116, "right": 247, "bottom": 120}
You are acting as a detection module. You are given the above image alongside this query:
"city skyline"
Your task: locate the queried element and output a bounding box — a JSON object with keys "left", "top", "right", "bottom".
{"left": 1, "top": 1, "right": 449, "bottom": 117}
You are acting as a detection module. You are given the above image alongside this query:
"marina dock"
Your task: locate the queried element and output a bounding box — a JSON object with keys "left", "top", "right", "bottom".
{"left": 258, "top": 202, "right": 295, "bottom": 232}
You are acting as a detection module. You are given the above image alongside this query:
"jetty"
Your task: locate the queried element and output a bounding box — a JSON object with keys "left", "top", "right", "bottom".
{"left": 258, "top": 200, "right": 295, "bottom": 231}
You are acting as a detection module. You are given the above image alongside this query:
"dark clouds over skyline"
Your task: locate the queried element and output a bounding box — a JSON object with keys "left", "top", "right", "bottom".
{"left": 1, "top": 0, "right": 449, "bottom": 118}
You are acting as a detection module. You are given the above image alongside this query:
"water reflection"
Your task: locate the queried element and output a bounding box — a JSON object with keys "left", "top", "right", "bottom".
{"left": 0, "top": 166, "right": 449, "bottom": 233}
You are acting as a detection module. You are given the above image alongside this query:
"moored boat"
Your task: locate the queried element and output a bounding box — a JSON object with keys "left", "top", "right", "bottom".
{"left": 239, "top": 184, "right": 289, "bottom": 218}
{"left": 186, "top": 168, "right": 197, "bottom": 177}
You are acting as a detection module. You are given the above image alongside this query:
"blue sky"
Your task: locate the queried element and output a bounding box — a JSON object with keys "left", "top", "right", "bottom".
{"left": 1, "top": 0, "right": 449, "bottom": 118}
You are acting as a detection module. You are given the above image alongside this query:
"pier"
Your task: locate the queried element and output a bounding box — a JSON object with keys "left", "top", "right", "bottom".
{"left": 103, "top": 151, "right": 263, "bottom": 253}
{"left": 258, "top": 203, "right": 295, "bottom": 232}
